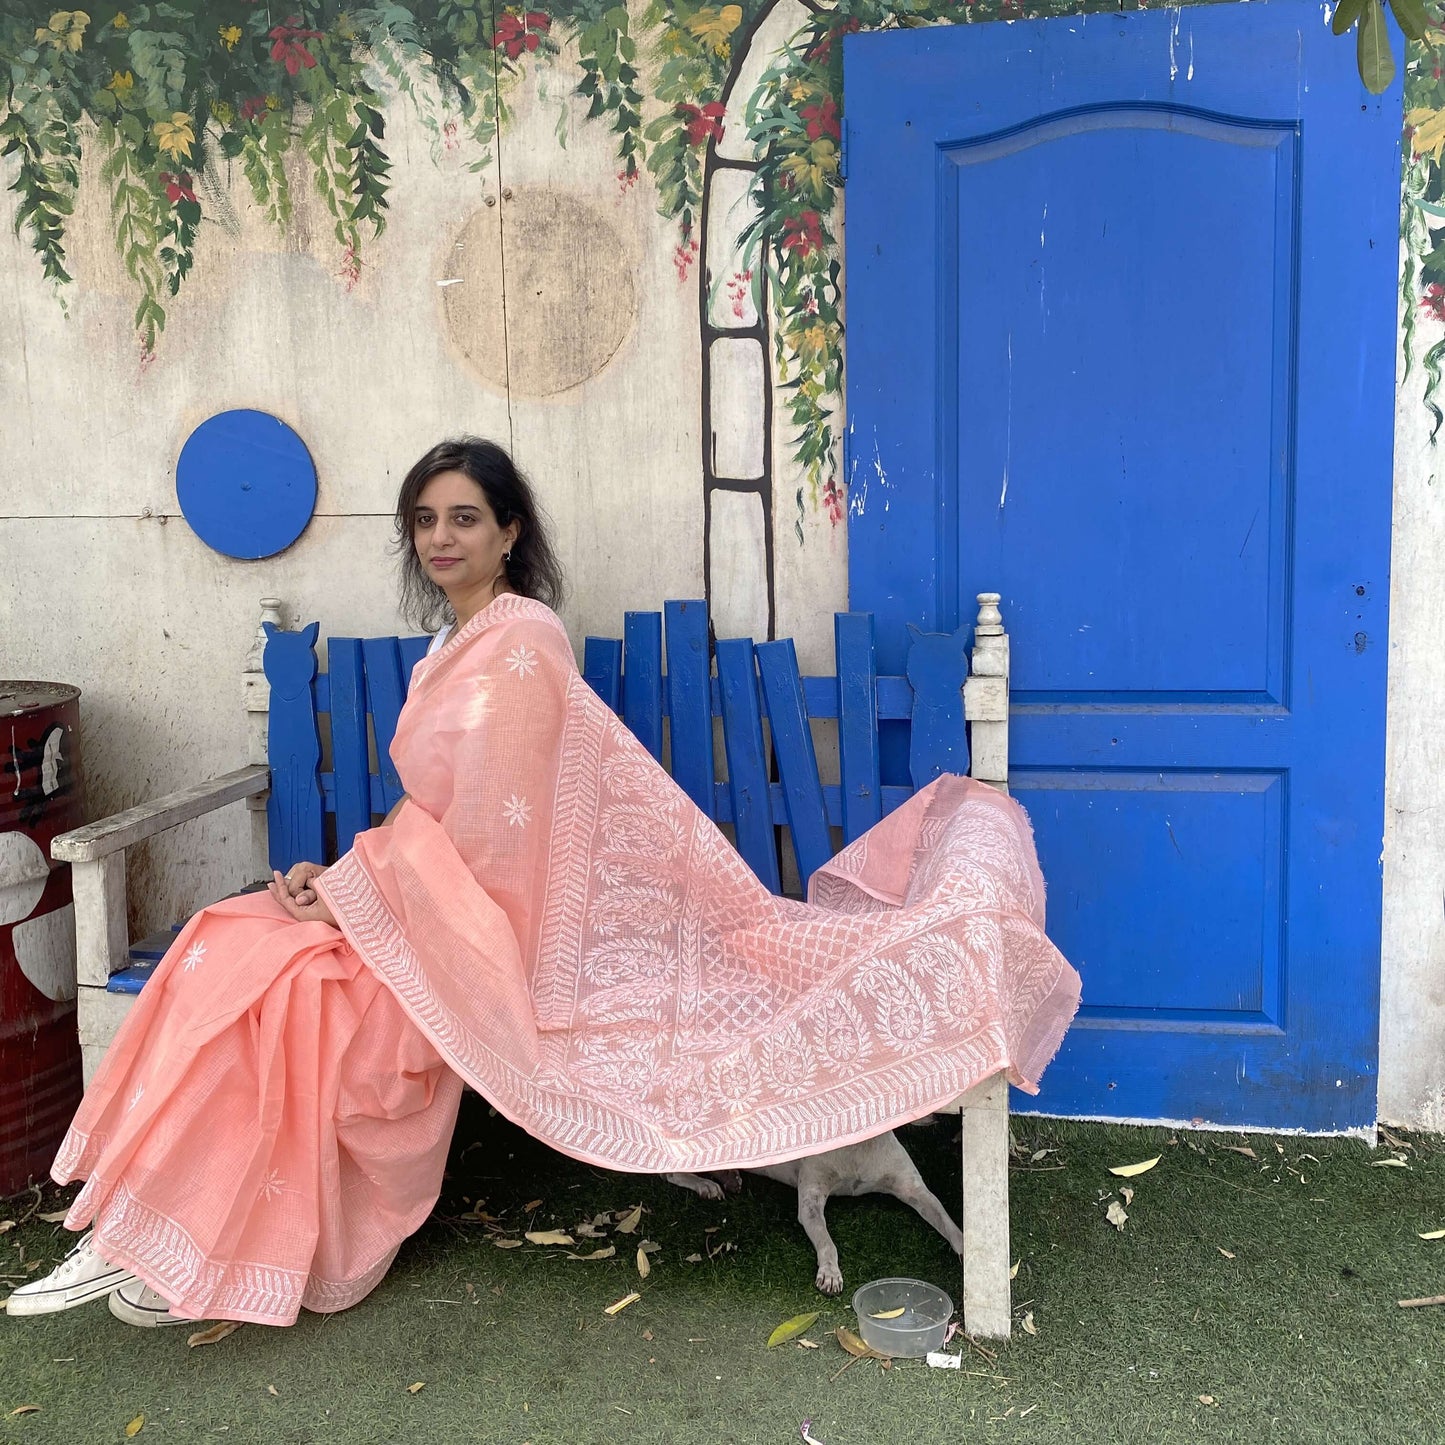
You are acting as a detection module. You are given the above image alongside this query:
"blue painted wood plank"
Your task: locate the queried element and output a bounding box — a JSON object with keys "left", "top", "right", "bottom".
{"left": 905, "top": 624, "right": 969, "bottom": 786}
{"left": 361, "top": 637, "right": 407, "bottom": 812}
{"left": 716, "top": 637, "right": 781, "bottom": 893}
{"left": 665, "top": 600, "right": 715, "bottom": 819}
{"left": 327, "top": 639, "right": 372, "bottom": 853}
{"left": 756, "top": 639, "right": 833, "bottom": 892}
{"left": 623, "top": 612, "right": 664, "bottom": 762}
{"left": 711, "top": 674, "right": 910, "bottom": 721}
{"left": 835, "top": 612, "right": 881, "bottom": 843}
{"left": 398, "top": 634, "right": 430, "bottom": 686}
{"left": 710, "top": 781, "right": 912, "bottom": 829}
{"left": 583, "top": 637, "right": 623, "bottom": 712}
{"left": 262, "top": 622, "right": 325, "bottom": 872}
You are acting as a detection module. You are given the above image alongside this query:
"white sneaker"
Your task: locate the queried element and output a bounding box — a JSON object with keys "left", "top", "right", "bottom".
{"left": 5, "top": 1233, "right": 137, "bottom": 1316}
{"left": 108, "top": 1277, "right": 191, "bottom": 1328}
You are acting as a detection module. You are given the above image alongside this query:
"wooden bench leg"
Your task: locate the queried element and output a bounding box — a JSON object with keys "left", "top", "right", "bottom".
{"left": 958, "top": 1072, "right": 1011, "bottom": 1339}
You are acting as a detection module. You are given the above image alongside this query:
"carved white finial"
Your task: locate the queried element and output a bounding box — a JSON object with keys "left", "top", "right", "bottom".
{"left": 975, "top": 592, "right": 1003, "bottom": 636}
{"left": 246, "top": 597, "right": 286, "bottom": 673}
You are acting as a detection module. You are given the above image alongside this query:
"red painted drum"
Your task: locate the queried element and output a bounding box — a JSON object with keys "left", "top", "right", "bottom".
{"left": 0, "top": 683, "right": 84, "bottom": 1197}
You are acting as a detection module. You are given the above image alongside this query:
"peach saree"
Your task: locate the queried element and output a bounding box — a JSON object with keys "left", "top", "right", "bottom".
{"left": 53, "top": 594, "right": 1080, "bottom": 1325}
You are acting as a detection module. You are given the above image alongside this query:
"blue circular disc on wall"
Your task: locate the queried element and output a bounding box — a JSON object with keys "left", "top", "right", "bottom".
{"left": 176, "top": 410, "right": 318, "bottom": 560}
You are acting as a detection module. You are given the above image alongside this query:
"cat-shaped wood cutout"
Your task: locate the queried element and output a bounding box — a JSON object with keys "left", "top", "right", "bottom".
{"left": 262, "top": 622, "right": 325, "bottom": 870}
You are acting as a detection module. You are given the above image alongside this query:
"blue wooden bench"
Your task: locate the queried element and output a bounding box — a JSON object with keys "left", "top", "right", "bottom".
{"left": 53, "top": 593, "right": 1017, "bottom": 1335}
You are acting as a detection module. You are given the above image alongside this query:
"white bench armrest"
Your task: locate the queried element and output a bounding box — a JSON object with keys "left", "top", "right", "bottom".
{"left": 51, "top": 765, "right": 270, "bottom": 864}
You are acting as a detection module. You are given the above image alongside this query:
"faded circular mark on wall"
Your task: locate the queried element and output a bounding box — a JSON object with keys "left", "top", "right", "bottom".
{"left": 14, "top": 902, "right": 77, "bottom": 1002}
{"left": 0, "top": 832, "right": 49, "bottom": 925}
{"left": 442, "top": 189, "right": 637, "bottom": 398}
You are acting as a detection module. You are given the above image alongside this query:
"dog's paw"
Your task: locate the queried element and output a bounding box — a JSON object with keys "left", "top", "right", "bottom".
{"left": 715, "top": 1170, "right": 743, "bottom": 1195}
{"left": 815, "top": 1264, "right": 844, "bottom": 1296}
{"left": 695, "top": 1177, "right": 726, "bottom": 1201}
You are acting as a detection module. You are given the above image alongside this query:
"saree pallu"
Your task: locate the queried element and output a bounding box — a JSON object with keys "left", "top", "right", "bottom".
{"left": 55, "top": 594, "right": 1080, "bottom": 1325}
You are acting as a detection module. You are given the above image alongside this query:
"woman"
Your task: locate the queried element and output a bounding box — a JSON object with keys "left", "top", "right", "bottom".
{"left": 11, "top": 438, "right": 1080, "bottom": 1329}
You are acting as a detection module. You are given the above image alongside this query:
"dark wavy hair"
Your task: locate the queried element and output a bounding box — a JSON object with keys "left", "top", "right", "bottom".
{"left": 393, "top": 438, "right": 565, "bottom": 631}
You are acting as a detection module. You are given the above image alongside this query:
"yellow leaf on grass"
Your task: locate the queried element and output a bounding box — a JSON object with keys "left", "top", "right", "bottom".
{"left": 1220, "top": 1145, "right": 1257, "bottom": 1159}
{"left": 1372, "top": 1159, "right": 1409, "bottom": 1169}
{"left": 1021, "top": 1311, "right": 1038, "bottom": 1336}
{"left": 267, "top": 1386, "right": 279, "bottom": 1397}
{"left": 0, "top": 1220, "right": 15, "bottom": 1234}
{"left": 525, "top": 1230, "right": 576, "bottom": 1246}
{"left": 1218, "top": 1247, "right": 1236, "bottom": 1259}
{"left": 493, "top": 1238, "right": 524, "bottom": 1249}
{"left": 126, "top": 1416, "right": 145, "bottom": 1437}
{"left": 615, "top": 1206, "right": 643, "bottom": 1235}
{"left": 767, "top": 1311, "right": 820, "bottom": 1347}
{"left": 37, "top": 1211, "right": 69, "bottom": 1224}
{"left": 869, "top": 1307, "right": 906, "bottom": 1320}
{"left": 9, "top": 1406, "right": 40, "bottom": 1417}
{"left": 604, "top": 1291, "right": 641, "bottom": 1316}
{"left": 187, "top": 1321, "right": 243, "bottom": 1348}
{"left": 407, "top": 1382, "right": 425, "bottom": 1394}
{"left": 1108, "top": 1157, "right": 1160, "bottom": 1178}
{"left": 564, "top": 1246, "right": 616, "bottom": 1261}
{"left": 836, "top": 1326, "right": 874, "bottom": 1358}
{"left": 797, "top": 1339, "right": 819, "bottom": 1349}
{"left": 636, "top": 1247, "right": 650, "bottom": 1279}
{"left": 1419, "top": 1229, "right": 1445, "bottom": 1240}
{"left": 1009, "top": 1260, "right": 1020, "bottom": 1279}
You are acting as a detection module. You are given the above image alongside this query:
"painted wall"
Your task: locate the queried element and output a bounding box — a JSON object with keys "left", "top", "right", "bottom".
{"left": 0, "top": 1, "right": 1441, "bottom": 1126}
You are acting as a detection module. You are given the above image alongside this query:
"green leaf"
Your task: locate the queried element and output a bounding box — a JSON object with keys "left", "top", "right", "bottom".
{"left": 767, "top": 1311, "right": 821, "bottom": 1347}
{"left": 1332, "top": 0, "right": 1368, "bottom": 35}
{"left": 1387, "top": 0, "right": 1430, "bottom": 42}
{"left": 1357, "top": 0, "right": 1396, "bottom": 92}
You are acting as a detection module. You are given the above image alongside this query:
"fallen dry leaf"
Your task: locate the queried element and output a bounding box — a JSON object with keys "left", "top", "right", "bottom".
{"left": 1418, "top": 1230, "right": 1445, "bottom": 1241}
{"left": 187, "top": 1320, "right": 243, "bottom": 1348}
{"left": 1009, "top": 1260, "right": 1020, "bottom": 1280}
{"left": 1372, "top": 1158, "right": 1409, "bottom": 1169}
{"left": 869, "top": 1307, "right": 906, "bottom": 1320}
{"left": 564, "top": 1246, "right": 616, "bottom": 1261}
{"left": 1108, "top": 1157, "right": 1160, "bottom": 1179}
{"left": 522, "top": 1199, "right": 544, "bottom": 1212}
{"left": 1218, "top": 1247, "right": 1236, "bottom": 1260}
{"left": 407, "top": 1382, "right": 426, "bottom": 1395}
{"left": 636, "top": 1247, "right": 650, "bottom": 1279}
{"left": 0, "top": 1221, "right": 14, "bottom": 1235}
{"left": 614, "top": 1206, "right": 643, "bottom": 1235}
{"left": 492, "top": 1238, "right": 524, "bottom": 1250}
{"left": 1198, "top": 1395, "right": 1218, "bottom": 1407}
{"left": 768, "top": 1311, "right": 821, "bottom": 1347}
{"left": 125, "top": 1415, "right": 145, "bottom": 1437}
{"left": 796, "top": 1339, "right": 819, "bottom": 1349}
{"left": 604, "top": 1291, "right": 641, "bottom": 1316}
{"left": 8, "top": 1406, "right": 39, "bottom": 1417}
{"left": 684, "top": 1253, "right": 703, "bottom": 1263}
{"left": 1106, "top": 1200, "right": 1128, "bottom": 1231}
{"left": 573, "top": 1223, "right": 608, "bottom": 1239}
{"left": 525, "top": 1230, "right": 575, "bottom": 1247}
{"left": 1121, "top": 1187, "right": 1135, "bottom": 1206}
{"left": 36, "top": 1211, "right": 69, "bottom": 1224}
{"left": 1220, "top": 1145, "right": 1257, "bottom": 1159}
{"left": 267, "top": 1385, "right": 279, "bottom": 1398}
{"left": 1021, "top": 1312, "right": 1037, "bottom": 1336}
{"left": 642, "top": 1329, "right": 654, "bottom": 1341}
{"left": 639, "top": 1239, "right": 661, "bottom": 1255}
{"left": 835, "top": 1326, "right": 883, "bottom": 1359}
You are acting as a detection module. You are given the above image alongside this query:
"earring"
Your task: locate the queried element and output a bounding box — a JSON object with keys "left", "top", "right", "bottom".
{"left": 503, "top": 549, "right": 512, "bottom": 562}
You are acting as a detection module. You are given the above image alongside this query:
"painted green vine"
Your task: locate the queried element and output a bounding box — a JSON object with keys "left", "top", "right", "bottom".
{"left": 1, "top": 0, "right": 1440, "bottom": 529}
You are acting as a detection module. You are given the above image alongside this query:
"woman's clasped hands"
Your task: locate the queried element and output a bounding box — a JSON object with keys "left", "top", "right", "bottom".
{"left": 267, "top": 861, "right": 337, "bottom": 927}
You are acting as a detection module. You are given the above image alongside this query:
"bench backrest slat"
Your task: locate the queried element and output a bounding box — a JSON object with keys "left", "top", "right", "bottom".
{"left": 715, "top": 636, "right": 782, "bottom": 894}
{"left": 834, "top": 611, "right": 881, "bottom": 845}
{"left": 327, "top": 639, "right": 372, "bottom": 856}
{"left": 664, "top": 599, "right": 715, "bottom": 819}
{"left": 582, "top": 637, "right": 622, "bottom": 711}
{"left": 361, "top": 637, "right": 408, "bottom": 813}
{"left": 622, "top": 611, "right": 664, "bottom": 762}
{"left": 756, "top": 638, "right": 833, "bottom": 893}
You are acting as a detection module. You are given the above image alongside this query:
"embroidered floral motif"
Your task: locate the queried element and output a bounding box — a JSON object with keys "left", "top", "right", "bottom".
{"left": 505, "top": 644, "right": 539, "bottom": 678}
{"left": 258, "top": 1169, "right": 290, "bottom": 1201}
{"left": 502, "top": 794, "right": 533, "bottom": 828}
{"left": 126, "top": 1082, "right": 144, "bottom": 1112}
{"left": 182, "top": 939, "right": 206, "bottom": 971}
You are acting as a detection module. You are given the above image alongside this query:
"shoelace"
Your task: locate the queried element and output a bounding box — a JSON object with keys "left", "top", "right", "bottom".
{"left": 48, "top": 1235, "right": 98, "bottom": 1283}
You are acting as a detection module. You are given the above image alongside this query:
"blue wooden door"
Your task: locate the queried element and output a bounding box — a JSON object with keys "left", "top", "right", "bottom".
{"left": 844, "top": 1, "right": 1398, "bottom": 1130}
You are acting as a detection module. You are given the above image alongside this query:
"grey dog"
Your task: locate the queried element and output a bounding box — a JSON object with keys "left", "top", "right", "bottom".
{"left": 665, "top": 1130, "right": 965, "bottom": 1294}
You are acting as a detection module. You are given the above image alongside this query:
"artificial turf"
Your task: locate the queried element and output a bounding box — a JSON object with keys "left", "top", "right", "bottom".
{"left": 3, "top": 1100, "right": 1443, "bottom": 1444}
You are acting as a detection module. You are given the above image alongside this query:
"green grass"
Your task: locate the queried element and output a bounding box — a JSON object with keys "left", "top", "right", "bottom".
{"left": 3, "top": 1102, "right": 1444, "bottom": 1444}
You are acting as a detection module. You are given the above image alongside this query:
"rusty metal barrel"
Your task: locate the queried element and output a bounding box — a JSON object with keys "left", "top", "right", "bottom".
{"left": 0, "top": 683, "right": 84, "bottom": 1197}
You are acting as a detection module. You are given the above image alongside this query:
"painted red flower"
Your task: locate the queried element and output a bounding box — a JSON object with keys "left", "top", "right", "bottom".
{"left": 801, "top": 96, "right": 840, "bottom": 144}
{"left": 493, "top": 10, "right": 550, "bottom": 59}
{"left": 781, "top": 210, "right": 824, "bottom": 258}
{"left": 1420, "top": 283, "right": 1445, "bottom": 323}
{"left": 160, "top": 171, "right": 195, "bottom": 204}
{"left": 823, "top": 477, "right": 844, "bottom": 527}
{"left": 677, "top": 101, "right": 726, "bottom": 148}
{"left": 268, "top": 17, "right": 321, "bottom": 75}
{"left": 805, "top": 16, "right": 860, "bottom": 64}
{"left": 239, "top": 95, "right": 268, "bottom": 122}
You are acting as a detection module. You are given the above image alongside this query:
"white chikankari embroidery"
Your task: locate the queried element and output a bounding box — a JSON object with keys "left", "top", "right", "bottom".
{"left": 506, "top": 644, "right": 539, "bottom": 679}
{"left": 258, "top": 1170, "right": 289, "bottom": 1202}
{"left": 503, "top": 794, "right": 533, "bottom": 828}
{"left": 126, "top": 1083, "right": 144, "bottom": 1113}
{"left": 182, "top": 940, "right": 206, "bottom": 972}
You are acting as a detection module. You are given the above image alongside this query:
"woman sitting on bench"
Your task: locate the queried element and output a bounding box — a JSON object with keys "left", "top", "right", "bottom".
{"left": 10, "top": 437, "right": 1079, "bottom": 1329}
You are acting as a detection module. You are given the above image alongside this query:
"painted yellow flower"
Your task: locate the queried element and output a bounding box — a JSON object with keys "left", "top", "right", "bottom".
{"left": 153, "top": 112, "right": 195, "bottom": 161}
{"left": 106, "top": 69, "right": 134, "bottom": 97}
{"left": 1408, "top": 107, "right": 1445, "bottom": 164}
{"left": 35, "top": 10, "right": 90, "bottom": 51}
{"left": 797, "top": 323, "right": 830, "bottom": 364}
{"left": 112, "top": 10, "right": 127, "bottom": 26}
{"left": 219, "top": 23, "right": 243, "bottom": 50}
{"left": 686, "top": 4, "right": 743, "bottom": 56}
{"left": 790, "top": 79, "right": 813, "bottom": 105}
{"left": 782, "top": 139, "right": 837, "bottom": 197}
{"left": 211, "top": 99, "right": 234, "bottom": 124}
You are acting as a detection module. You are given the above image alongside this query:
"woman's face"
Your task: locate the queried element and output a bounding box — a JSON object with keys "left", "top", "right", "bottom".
{"left": 413, "top": 470, "right": 520, "bottom": 604}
